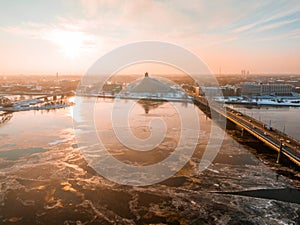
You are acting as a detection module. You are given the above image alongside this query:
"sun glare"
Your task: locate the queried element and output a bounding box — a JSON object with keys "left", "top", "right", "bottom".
{"left": 48, "top": 30, "right": 86, "bottom": 59}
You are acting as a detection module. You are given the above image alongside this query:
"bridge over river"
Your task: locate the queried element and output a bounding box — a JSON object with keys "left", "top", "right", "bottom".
{"left": 193, "top": 95, "right": 300, "bottom": 167}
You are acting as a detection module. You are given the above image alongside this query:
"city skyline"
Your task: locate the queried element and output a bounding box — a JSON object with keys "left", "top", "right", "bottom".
{"left": 0, "top": 0, "right": 300, "bottom": 75}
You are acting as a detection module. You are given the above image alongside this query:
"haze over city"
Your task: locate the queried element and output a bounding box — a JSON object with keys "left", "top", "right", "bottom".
{"left": 1, "top": 0, "right": 300, "bottom": 75}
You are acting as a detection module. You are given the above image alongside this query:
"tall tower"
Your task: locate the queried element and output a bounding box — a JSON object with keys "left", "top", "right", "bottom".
{"left": 56, "top": 72, "right": 60, "bottom": 85}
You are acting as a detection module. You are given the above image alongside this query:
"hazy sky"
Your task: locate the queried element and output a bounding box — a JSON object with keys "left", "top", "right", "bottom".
{"left": 0, "top": 0, "right": 300, "bottom": 75}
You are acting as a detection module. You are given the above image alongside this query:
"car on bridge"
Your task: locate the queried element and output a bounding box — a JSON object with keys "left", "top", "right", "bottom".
{"left": 263, "top": 124, "right": 273, "bottom": 131}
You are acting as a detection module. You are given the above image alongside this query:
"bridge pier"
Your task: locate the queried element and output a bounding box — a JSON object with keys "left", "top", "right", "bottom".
{"left": 276, "top": 140, "right": 283, "bottom": 164}
{"left": 241, "top": 128, "right": 244, "bottom": 137}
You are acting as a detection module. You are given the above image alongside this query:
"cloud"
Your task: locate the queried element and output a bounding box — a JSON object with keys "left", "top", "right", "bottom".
{"left": 263, "top": 3, "right": 300, "bottom": 24}
{"left": 1, "top": 20, "right": 97, "bottom": 58}
{"left": 229, "top": 1, "right": 300, "bottom": 35}
{"left": 1, "top": 0, "right": 300, "bottom": 62}
{"left": 232, "top": 22, "right": 258, "bottom": 33}
{"left": 253, "top": 28, "right": 300, "bottom": 42}
{"left": 254, "top": 18, "right": 299, "bottom": 33}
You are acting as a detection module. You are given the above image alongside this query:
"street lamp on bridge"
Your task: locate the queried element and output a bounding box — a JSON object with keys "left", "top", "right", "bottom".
{"left": 277, "top": 138, "right": 284, "bottom": 164}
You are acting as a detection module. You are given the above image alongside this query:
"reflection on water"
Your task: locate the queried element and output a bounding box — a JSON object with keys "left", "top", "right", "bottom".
{"left": 76, "top": 97, "right": 200, "bottom": 185}
{"left": 0, "top": 113, "right": 12, "bottom": 127}
{"left": 94, "top": 98, "right": 183, "bottom": 166}
{"left": 137, "top": 99, "right": 166, "bottom": 114}
{"left": 0, "top": 107, "right": 73, "bottom": 153}
{"left": 0, "top": 97, "right": 299, "bottom": 224}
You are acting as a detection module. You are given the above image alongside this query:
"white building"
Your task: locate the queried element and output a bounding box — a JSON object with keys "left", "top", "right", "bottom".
{"left": 121, "top": 72, "right": 189, "bottom": 101}
{"left": 238, "top": 82, "right": 295, "bottom": 96}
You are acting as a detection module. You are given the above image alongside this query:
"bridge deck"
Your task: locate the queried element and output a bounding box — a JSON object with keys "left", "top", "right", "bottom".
{"left": 193, "top": 96, "right": 300, "bottom": 167}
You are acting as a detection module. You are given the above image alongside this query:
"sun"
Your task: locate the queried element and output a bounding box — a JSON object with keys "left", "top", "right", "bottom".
{"left": 48, "top": 29, "right": 86, "bottom": 59}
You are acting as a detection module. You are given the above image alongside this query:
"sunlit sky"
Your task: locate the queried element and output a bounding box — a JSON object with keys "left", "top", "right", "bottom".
{"left": 0, "top": 0, "right": 300, "bottom": 75}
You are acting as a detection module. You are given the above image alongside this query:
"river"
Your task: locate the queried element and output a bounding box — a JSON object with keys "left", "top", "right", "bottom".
{"left": 0, "top": 97, "right": 299, "bottom": 224}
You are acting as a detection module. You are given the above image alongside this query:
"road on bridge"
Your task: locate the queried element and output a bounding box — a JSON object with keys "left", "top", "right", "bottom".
{"left": 192, "top": 94, "right": 300, "bottom": 166}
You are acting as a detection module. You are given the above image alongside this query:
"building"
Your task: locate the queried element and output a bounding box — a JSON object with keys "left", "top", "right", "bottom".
{"left": 261, "top": 83, "right": 295, "bottom": 96}
{"left": 0, "top": 96, "right": 12, "bottom": 107}
{"left": 122, "top": 72, "right": 189, "bottom": 101}
{"left": 238, "top": 82, "right": 261, "bottom": 96}
{"left": 199, "top": 85, "right": 238, "bottom": 97}
{"left": 238, "top": 82, "right": 295, "bottom": 96}
{"left": 199, "top": 86, "right": 222, "bottom": 98}
{"left": 221, "top": 85, "right": 238, "bottom": 97}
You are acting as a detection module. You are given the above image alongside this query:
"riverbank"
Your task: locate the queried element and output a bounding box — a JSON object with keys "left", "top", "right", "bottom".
{"left": 223, "top": 97, "right": 300, "bottom": 107}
